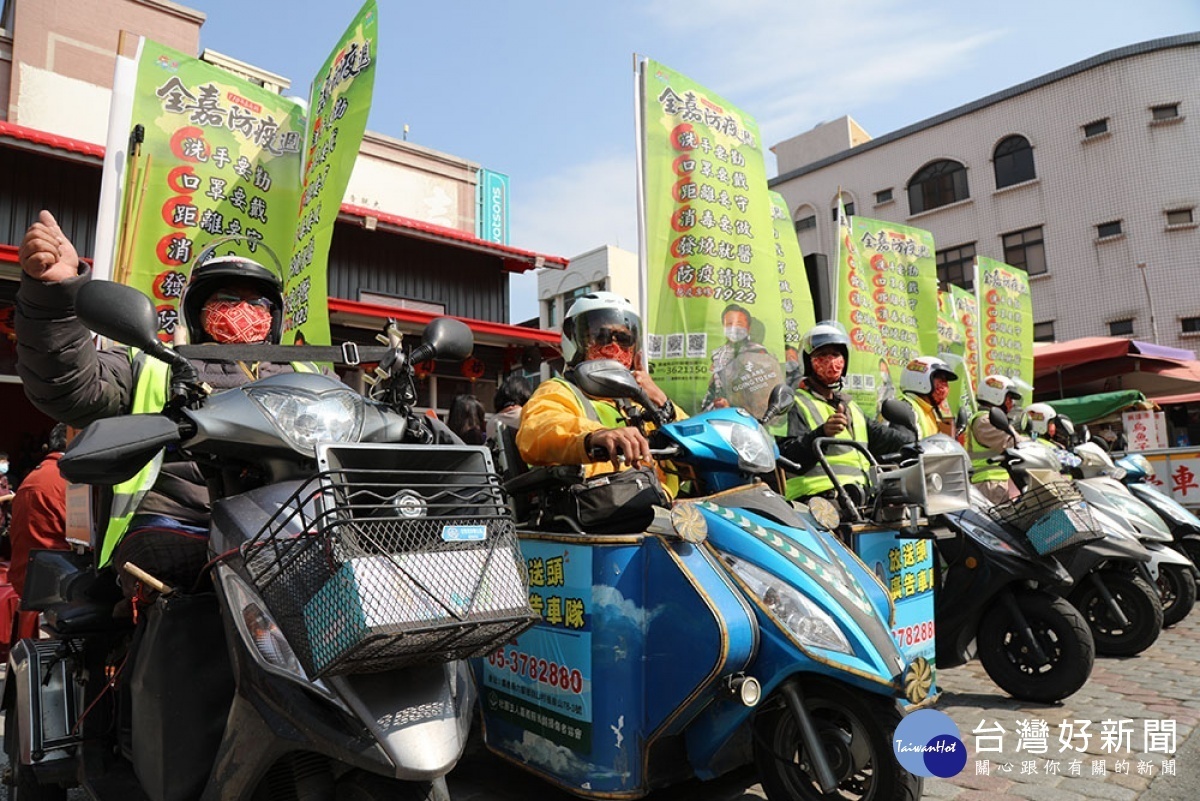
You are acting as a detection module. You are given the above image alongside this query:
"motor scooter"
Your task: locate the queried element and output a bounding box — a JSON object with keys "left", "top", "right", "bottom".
{"left": 1117, "top": 452, "right": 1200, "bottom": 570}
{"left": 989, "top": 440, "right": 1162, "bottom": 657}
{"left": 878, "top": 404, "right": 1094, "bottom": 703}
{"left": 481, "top": 361, "right": 929, "bottom": 801}
{"left": 1071, "top": 443, "right": 1197, "bottom": 627}
{"left": 2, "top": 280, "right": 535, "bottom": 801}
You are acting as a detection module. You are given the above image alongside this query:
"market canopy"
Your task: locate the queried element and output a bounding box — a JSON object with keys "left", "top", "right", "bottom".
{"left": 1033, "top": 337, "right": 1200, "bottom": 400}
{"left": 1045, "top": 390, "right": 1149, "bottom": 424}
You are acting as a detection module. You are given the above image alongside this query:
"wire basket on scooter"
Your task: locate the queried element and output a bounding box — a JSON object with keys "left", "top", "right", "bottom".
{"left": 986, "top": 480, "right": 1104, "bottom": 555}
{"left": 239, "top": 444, "right": 537, "bottom": 678}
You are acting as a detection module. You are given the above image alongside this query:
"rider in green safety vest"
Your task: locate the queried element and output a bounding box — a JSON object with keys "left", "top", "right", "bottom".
{"left": 898, "top": 356, "right": 959, "bottom": 439}
{"left": 967, "top": 374, "right": 1024, "bottom": 504}
{"left": 777, "top": 321, "right": 914, "bottom": 506}
{"left": 14, "top": 209, "right": 321, "bottom": 577}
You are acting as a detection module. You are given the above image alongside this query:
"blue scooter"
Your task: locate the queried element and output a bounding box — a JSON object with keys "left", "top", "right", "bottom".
{"left": 480, "top": 361, "right": 928, "bottom": 801}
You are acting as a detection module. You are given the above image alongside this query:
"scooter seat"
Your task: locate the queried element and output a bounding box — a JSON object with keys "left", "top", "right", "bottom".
{"left": 42, "top": 599, "right": 132, "bottom": 636}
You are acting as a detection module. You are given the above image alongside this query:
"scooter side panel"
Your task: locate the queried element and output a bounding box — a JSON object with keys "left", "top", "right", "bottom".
{"left": 478, "top": 535, "right": 649, "bottom": 797}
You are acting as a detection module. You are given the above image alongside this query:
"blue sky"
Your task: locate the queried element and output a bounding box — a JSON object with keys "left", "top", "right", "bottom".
{"left": 186, "top": 0, "right": 1200, "bottom": 322}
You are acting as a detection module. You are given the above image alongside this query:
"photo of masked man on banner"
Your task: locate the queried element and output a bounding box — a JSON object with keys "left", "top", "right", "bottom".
{"left": 637, "top": 58, "right": 786, "bottom": 419}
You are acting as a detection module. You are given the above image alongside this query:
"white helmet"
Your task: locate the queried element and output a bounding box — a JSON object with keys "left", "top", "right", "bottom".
{"left": 1022, "top": 402, "right": 1058, "bottom": 437}
{"left": 899, "top": 356, "right": 958, "bottom": 395}
{"left": 561, "top": 290, "right": 641, "bottom": 365}
{"left": 978, "top": 374, "right": 1020, "bottom": 407}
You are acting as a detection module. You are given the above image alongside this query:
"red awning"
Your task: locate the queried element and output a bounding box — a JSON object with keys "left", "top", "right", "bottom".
{"left": 328, "top": 296, "right": 560, "bottom": 351}
{"left": 1153, "top": 391, "right": 1200, "bottom": 406}
{"left": 1033, "top": 337, "right": 1196, "bottom": 378}
{"left": 0, "top": 122, "right": 569, "bottom": 274}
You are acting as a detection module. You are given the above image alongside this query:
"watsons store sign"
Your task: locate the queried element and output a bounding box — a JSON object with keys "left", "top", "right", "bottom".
{"left": 476, "top": 168, "right": 510, "bottom": 245}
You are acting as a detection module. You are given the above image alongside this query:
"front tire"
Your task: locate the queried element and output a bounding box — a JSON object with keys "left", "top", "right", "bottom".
{"left": 1157, "top": 563, "right": 1196, "bottom": 627}
{"left": 752, "top": 678, "right": 922, "bottom": 801}
{"left": 335, "top": 771, "right": 448, "bottom": 801}
{"left": 977, "top": 590, "right": 1095, "bottom": 703}
{"left": 1069, "top": 572, "right": 1163, "bottom": 656}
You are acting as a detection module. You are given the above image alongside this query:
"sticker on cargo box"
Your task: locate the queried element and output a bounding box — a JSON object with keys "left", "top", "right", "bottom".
{"left": 442, "top": 524, "right": 487, "bottom": 542}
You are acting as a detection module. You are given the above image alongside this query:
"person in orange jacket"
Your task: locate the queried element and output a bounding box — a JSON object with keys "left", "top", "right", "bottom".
{"left": 516, "top": 291, "right": 682, "bottom": 494}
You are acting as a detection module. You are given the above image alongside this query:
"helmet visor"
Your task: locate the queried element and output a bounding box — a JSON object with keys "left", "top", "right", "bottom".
{"left": 577, "top": 308, "right": 641, "bottom": 351}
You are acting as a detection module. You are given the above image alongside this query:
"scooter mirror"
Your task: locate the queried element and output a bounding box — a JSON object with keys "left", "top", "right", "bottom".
{"left": 76, "top": 280, "right": 173, "bottom": 360}
{"left": 988, "top": 405, "right": 1018, "bottom": 439}
{"left": 571, "top": 359, "right": 641, "bottom": 400}
{"left": 760, "top": 384, "right": 794, "bottom": 423}
{"left": 413, "top": 317, "right": 474, "bottom": 362}
{"left": 881, "top": 399, "right": 918, "bottom": 434}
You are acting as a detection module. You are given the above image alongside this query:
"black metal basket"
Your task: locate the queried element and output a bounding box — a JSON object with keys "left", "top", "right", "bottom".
{"left": 239, "top": 444, "right": 536, "bottom": 678}
{"left": 987, "top": 481, "right": 1104, "bottom": 555}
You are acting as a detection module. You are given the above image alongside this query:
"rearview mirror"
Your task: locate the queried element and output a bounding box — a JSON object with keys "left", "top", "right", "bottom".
{"left": 76, "top": 280, "right": 169, "bottom": 356}
{"left": 760, "top": 384, "right": 794, "bottom": 423}
{"left": 882, "top": 399, "right": 918, "bottom": 435}
{"left": 571, "top": 359, "right": 642, "bottom": 401}
{"left": 989, "top": 405, "right": 1018, "bottom": 439}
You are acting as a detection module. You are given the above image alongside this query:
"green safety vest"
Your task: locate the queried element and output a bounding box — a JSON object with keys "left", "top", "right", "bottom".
{"left": 784, "top": 389, "right": 872, "bottom": 500}
{"left": 552, "top": 377, "right": 624, "bottom": 429}
{"left": 100, "top": 352, "right": 318, "bottom": 567}
{"left": 965, "top": 410, "right": 1008, "bottom": 484}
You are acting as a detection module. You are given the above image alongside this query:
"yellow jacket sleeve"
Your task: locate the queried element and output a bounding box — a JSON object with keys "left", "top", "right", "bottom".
{"left": 515, "top": 379, "right": 605, "bottom": 475}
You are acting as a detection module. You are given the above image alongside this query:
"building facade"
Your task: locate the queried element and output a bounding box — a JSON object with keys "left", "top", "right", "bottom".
{"left": 769, "top": 34, "right": 1200, "bottom": 352}
{"left": 0, "top": 0, "right": 566, "bottom": 471}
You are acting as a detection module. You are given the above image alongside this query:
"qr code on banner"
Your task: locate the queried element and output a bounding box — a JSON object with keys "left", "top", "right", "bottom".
{"left": 686, "top": 332, "right": 708, "bottom": 358}
{"left": 646, "top": 334, "right": 663, "bottom": 358}
{"left": 665, "top": 334, "right": 685, "bottom": 359}
{"left": 847, "top": 373, "right": 865, "bottom": 389}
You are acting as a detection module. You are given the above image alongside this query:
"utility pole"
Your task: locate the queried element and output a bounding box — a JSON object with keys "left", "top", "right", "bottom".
{"left": 1136, "top": 262, "right": 1160, "bottom": 344}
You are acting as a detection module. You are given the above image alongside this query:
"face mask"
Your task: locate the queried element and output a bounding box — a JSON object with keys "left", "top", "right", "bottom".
{"left": 587, "top": 341, "right": 634, "bottom": 369}
{"left": 0, "top": 462, "right": 8, "bottom": 476}
{"left": 202, "top": 299, "right": 273, "bottom": 344}
{"left": 724, "top": 326, "right": 749, "bottom": 343}
{"left": 931, "top": 379, "right": 950, "bottom": 406}
{"left": 810, "top": 353, "right": 845, "bottom": 386}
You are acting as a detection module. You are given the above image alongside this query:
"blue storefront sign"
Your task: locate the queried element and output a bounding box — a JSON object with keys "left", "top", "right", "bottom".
{"left": 476, "top": 168, "right": 510, "bottom": 245}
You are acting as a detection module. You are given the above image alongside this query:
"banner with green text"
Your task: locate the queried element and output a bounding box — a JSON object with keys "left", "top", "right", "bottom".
{"left": 974, "top": 256, "right": 1034, "bottom": 391}
{"left": 639, "top": 59, "right": 785, "bottom": 417}
{"left": 937, "top": 290, "right": 975, "bottom": 419}
{"left": 769, "top": 191, "right": 815, "bottom": 382}
{"left": 950, "top": 283, "right": 982, "bottom": 389}
{"left": 104, "top": 0, "right": 376, "bottom": 345}
{"left": 834, "top": 203, "right": 888, "bottom": 414}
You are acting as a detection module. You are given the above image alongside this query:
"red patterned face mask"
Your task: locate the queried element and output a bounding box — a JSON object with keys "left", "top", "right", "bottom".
{"left": 931, "top": 377, "right": 951, "bottom": 406}
{"left": 201, "top": 299, "right": 273, "bottom": 343}
{"left": 587, "top": 341, "right": 634, "bottom": 369}
{"left": 810, "top": 353, "right": 845, "bottom": 385}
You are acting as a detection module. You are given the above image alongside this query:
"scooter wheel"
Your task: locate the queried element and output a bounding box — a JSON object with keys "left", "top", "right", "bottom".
{"left": 335, "top": 771, "right": 447, "bottom": 801}
{"left": 976, "top": 590, "right": 1095, "bottom": 703}
{"left": 752, "top": 678, "right": 922, "bottom": 801}
{"left": 3, "top": 701, "right": 67, "bottom": 801}
{"left": 1157, "top": 563, "right": 1197, "bottom": 628}
{"left": 1070, "top": 572, "right": 1164, "bottom": 656}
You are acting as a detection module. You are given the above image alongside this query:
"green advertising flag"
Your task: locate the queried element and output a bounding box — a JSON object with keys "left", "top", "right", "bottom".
{"left": 639, "top": 59, "right": 786, "bottom": 418}
{"left": 950, "top": 283, "right": 982, "bottom": 389}
{"left": 115, "top": 40, "right": 306, "bottom": 341}
{"left": 937, "top": 289, "right": 975, "bottom": 418}
{"left": 291, "top": 0, "right": 377, "bottom": 344}
{"left": 974, "top": 256, "right": 1034, "bottom": 391}
{"left": 846, "top": 216, "right": 939, "bottom": 414}
{"left": 769, "top": 191, "right": 815, "bottom": 379}
{"left": 834, "top": 201, "right": 888, "bottom": 414}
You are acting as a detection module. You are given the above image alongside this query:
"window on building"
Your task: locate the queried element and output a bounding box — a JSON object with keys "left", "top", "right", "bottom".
{"left": 1034, "top": 321, "right": 1056, "bottom": 342}
{"left": 830, "top": 201, "right": 855, "bottom": 221}
{"left": 0, "top": 0, "right": 12, "bottom": 36}
{"left": 795, "top": 214, "right": 817, "bottom": 232}
{"left": 907, "top": 160, "right": 969, "bottom": 214}
{"left": 1152, "top": 103, "right": 1180, "bottom": 121}
{"left": 1109, "top": 318, "right": 1134, "bottom": 337}
{"left": 1183, "top": 317, "right": 1200, "bottom": 335}
{"left": 1096, "top": 220, "right": 1123, "bottom": 239}
{"left": 993, "top": 135, "right": 1036, "bottom": 189}
{"left": 875, "top": 188, "right": 893, "bottom": 204}
{"left": 1083, "top": 119, "right": 1109, "bottom": 138}
{"left": 936, "top": 243, "right": 977, "bottom": 290}
{"left": 546, "top": 299, "right": 557, "bottom": 328}
{"left": 1002, "top": 226, "right": 1047, "bottom": 276}
{"left": 1167, "top": 208, "right": 1195, "bottom": 226}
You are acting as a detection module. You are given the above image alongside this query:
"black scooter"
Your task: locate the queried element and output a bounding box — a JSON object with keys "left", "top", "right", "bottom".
{"left": 884, "top": 404, "right": 1095, "bottom": 703}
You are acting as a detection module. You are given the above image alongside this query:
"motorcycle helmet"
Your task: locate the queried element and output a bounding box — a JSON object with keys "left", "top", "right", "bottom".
{"left": 1022, "top": 402, "right": 1059, "bottom": 437}
{"left": 977, "top": 374, "right": 1017, "bottom": 407}
{"left": 561, "top": 290, "right": 641, "bottom": 366}
{"left": 180, "top": 247, "right": 285, "bottom": 345}
{"left": 800, "top": 320, "right": 850, "bottom": 365}
{"left": 899, "top": 356, "right": 958, "bottom": 395}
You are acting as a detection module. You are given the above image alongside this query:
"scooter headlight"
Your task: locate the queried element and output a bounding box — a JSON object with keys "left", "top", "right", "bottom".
{"left": 722, "top": 554, "right": 852, "bottom": 654}
{"left": 247, "top": 386, "right": 364, "bottom": 456}
{"left": 711, "top": 419, "right": 777, "bottom": 474}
